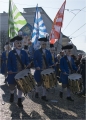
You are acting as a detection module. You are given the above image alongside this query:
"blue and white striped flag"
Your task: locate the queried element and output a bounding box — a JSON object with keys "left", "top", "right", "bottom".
{"left": 32, "top": 5, "right": 47, "bottom": 50}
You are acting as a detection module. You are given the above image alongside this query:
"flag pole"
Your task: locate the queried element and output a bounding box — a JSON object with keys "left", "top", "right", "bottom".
{"left": 8, "top": 0, "right": 11, "bottom": 51}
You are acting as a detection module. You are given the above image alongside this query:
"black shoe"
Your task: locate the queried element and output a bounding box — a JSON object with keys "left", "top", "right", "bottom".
{"left": 4, "top": 78, "right": 7, "bottom": 83}
{"left": 66, "top": 97, "right": 74, "bottom": 101}
{"left": 35, "top": 92, "right": 39, "bottom": 98}
{"left": 10, "top": 94, "right": 14, "bottom": 103}
{"left": 4, "top": 80, "right": 6, "bottom": 83}
{"left": 17, "top": 98, "right": 23, "bottom": 108}
{"left": 59, "top": 92, "right": 63, "bottom": 98}
{"left": 41, "top": 96, "right": 48, "bottom": 102}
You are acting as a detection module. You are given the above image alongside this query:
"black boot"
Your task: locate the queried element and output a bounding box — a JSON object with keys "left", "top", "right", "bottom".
{"left": 41, "top": 96, "right": 48, "bottom": 102}
{"left": 59, "top": 92, "right": 63, "bottom": 98}
{"left": 17, "top": 98, "right": 23, "bottom": 108}
{"left": 4, "top": 77, "right": 7, "bottom": 83}
{"left": 66, "top": 96, "right": 74, "bottom": 101}
{"left": 10, "top": 94, "right": 14, "bottom": 103}
{"left": 35, "top": 92, "right": 39, "bottom": 98}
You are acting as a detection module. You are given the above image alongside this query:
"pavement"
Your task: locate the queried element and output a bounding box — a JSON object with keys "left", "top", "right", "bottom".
{"left": 0, "top": 69, "right": 85, "bottom": 120}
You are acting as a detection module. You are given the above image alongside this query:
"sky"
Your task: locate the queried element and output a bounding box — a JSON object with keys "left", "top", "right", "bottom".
{"left": 0, "top": 0, "right": 86, "bottom": 52}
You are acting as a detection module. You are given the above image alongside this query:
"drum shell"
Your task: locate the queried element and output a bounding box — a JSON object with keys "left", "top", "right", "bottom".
{"left": 68, "top": 78, "right": 82, "bottom": 93}
{"left": 41, "top": 69, "right": 57, "bottom": 89}
{"left": 15, "top": 73, "right": 35, "bottom": 93}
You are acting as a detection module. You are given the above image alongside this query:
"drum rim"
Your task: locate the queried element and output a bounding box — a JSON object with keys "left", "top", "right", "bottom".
{"left": 41, "top": 68, "right": 55, "bottom": 74}
{"left": 15, "top": 69, "right": 30, "bottom": 79}
{"left": 68, "top": 73, "right": 82, "bottom": 80}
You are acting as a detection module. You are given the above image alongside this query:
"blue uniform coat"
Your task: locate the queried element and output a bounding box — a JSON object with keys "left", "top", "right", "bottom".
{"left": 34, "top": 49, "right": 53, "bottom": 83}
{"left": 7, "top": 49, "right": 30, "bottom": 84}
{"left": 60, "top": 55, "right": 77, "bottom": 84}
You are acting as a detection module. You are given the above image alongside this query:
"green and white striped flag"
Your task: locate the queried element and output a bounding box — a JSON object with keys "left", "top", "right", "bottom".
{"left": 8, "top": 0, "right": 27, "bottom": 39}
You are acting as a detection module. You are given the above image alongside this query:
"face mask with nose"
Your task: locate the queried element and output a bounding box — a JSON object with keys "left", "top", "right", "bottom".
{"left": 40, "top": 41, "right": 46, "bottom": 49}
{"left": 14, "top": 41, "right": 22, "bottom": 50}
{"left": 65, "top": 49, "right": 71, "bottom": 56}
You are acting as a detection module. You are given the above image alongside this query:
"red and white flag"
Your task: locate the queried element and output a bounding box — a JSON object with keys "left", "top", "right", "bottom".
{"left": 50, "top": 0, "right": 66, "bottom": 44}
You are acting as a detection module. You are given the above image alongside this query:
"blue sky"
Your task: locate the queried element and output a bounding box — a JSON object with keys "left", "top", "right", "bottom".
{"left": 0, "top": 0, "right": 86, "bottom": 52}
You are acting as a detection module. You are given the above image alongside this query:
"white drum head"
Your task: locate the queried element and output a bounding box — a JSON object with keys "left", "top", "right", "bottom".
{"left": 15, "top": 69, "right": 30, "bottom": 80}
{"left": 41, "top": 68, "right": 55, "bottom": 75}
{"left": 68, "top": 73, "right": 82, "bottom": 80}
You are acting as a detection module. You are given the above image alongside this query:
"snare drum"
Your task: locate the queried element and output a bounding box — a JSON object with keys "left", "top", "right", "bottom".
{"left": 68, "top": 73, "right": 82, "bottom": 93}
{"left": 41, "top": 68, "right": 57, "bottom": 89}
{"left": 15, "top": 69, "right": 35, "bottom": 94}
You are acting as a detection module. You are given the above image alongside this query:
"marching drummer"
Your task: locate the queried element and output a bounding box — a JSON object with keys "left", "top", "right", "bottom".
{"left": 50, "top": 44, "right": 59, "bottom": 64}
{"left": 59, "top": 43, "right": 77, "bottom": 101}
{"left": 50, "top": 43, "right": 59, "bottom": 77}
{"left": 1, "top": 42, "right": 11, "bottom": 83}
{"left": 34, "top": 37, "right": 54, "bottom": 101}
{"left": 7, "top": 36, "right": 31, "bottom": 108}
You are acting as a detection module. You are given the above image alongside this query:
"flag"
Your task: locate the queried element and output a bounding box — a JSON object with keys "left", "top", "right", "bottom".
{"left": 32, "top": 5, "right": 47, "bottom": 49}
{"left": 50, "top": 0, "right": 66, "bottom": 44}
{"left": 8, "top": 0, "right": 27, "bottom": 39}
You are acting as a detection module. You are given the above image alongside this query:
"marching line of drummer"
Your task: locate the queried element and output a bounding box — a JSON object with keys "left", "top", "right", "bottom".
{"left": 0, "top": 33, "right": 86, "bottom": 108}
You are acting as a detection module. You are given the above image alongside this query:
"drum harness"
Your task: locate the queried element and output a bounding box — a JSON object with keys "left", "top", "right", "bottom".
{"left": 39, "top": 48, "right": 48, "bottom": 69}
{"left": 39, "top": 48, "right": 55, "bottom": 69}
{"left": 12, "top": 50, "right": 24, "bottom": 69}
{"left": 64, "top": 56, "right": 73, "bottom": 74}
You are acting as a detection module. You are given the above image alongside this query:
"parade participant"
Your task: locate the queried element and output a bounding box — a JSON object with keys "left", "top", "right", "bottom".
{"left": 22, "top": 35, "right": 34, "bottom": 56}
{"left": 23, "top": 45, "right": 29, "bottom": 54}
{"left": 57, "top": 54, "right": 61, "bottom": 63}
{"left": 28, "top": 38, "right": 34, "bottom": 57}
{"left": 50, "top": 44, "right": 58, "bottom": 64}
{"left": 1, "top": 42, "right": 11, "bottom": 82}
{"left": 59, "top": 44, "right": 77, "bottom": 101}
{"left": 34, "top": 37, "right": 54, "bottom": 101}
{"left": 50, "top": 43, "right": 59, "bottom": 77}
{"left": 7, "top": 36, "right": 31, "bottom": 108}
{"left": 60, "top": 50, "right": 65, "bottom": 58}
{"left": 76, "top": 54, "right": 82, "bottom": 67}
{"left": 78, "top": 57, "right": 86, "bottom": 96}
{"left": 71, "top": 54, "right": 77, "bottom": 64}
{"left": 22, "top": 36, "right": 34, "bottom": 67}
{"left": 23, "top": 45, "right": 33, "bottom": 67}
{"left": 56, "top": 54, "right": 61, "bottom": 78}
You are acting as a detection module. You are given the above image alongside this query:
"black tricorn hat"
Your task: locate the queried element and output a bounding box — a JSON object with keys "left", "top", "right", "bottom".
{"left": 10, "top": 36, "right": 22, "bottom": 42}
{"left": 5, "top": 42, "right": 9, "bottom": 45}
{"left": 38, "top": 37, "right": 48, "bottom": 42}
{"left": 50, "top": 44, "right": 54, "bottom": 48}
{"left": 62, "top": 44, "right": 73, "bottom": 50}
{"left": 24, "top": 45, "right": 28, "bottom": 50}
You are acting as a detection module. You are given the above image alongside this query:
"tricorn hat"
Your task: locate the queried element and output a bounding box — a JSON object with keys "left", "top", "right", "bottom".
{"left": 62, "top": 44, "right": 73, "bottom": 50}
{"left": 10, "top": 36, "right": 22, "bottom": 42}
{"left": 5, "top": 42, "right": 9, "bottom": 45}
{"left": 38, "top": 37, "right": 48, "bottom": 42}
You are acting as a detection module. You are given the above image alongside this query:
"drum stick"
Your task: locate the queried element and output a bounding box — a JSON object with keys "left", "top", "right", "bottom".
{"left": 63, "top": 73, "right": 69, "bottom": 75}
{"left": 49, "top": 64, "right": 55, "bottom": 68}
{"left": 7, "top": 72, "right": 18, "bottom": 74}
{"left": 25, "top": 65, "right": 29, "bottom": 69}
{"left": 25, "top": 61, "right": 33, "bottom": 69}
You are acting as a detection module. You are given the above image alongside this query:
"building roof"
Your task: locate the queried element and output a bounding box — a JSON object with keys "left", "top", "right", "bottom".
{"left": 23, "top": 7, "right": 53, "bottom": 23}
